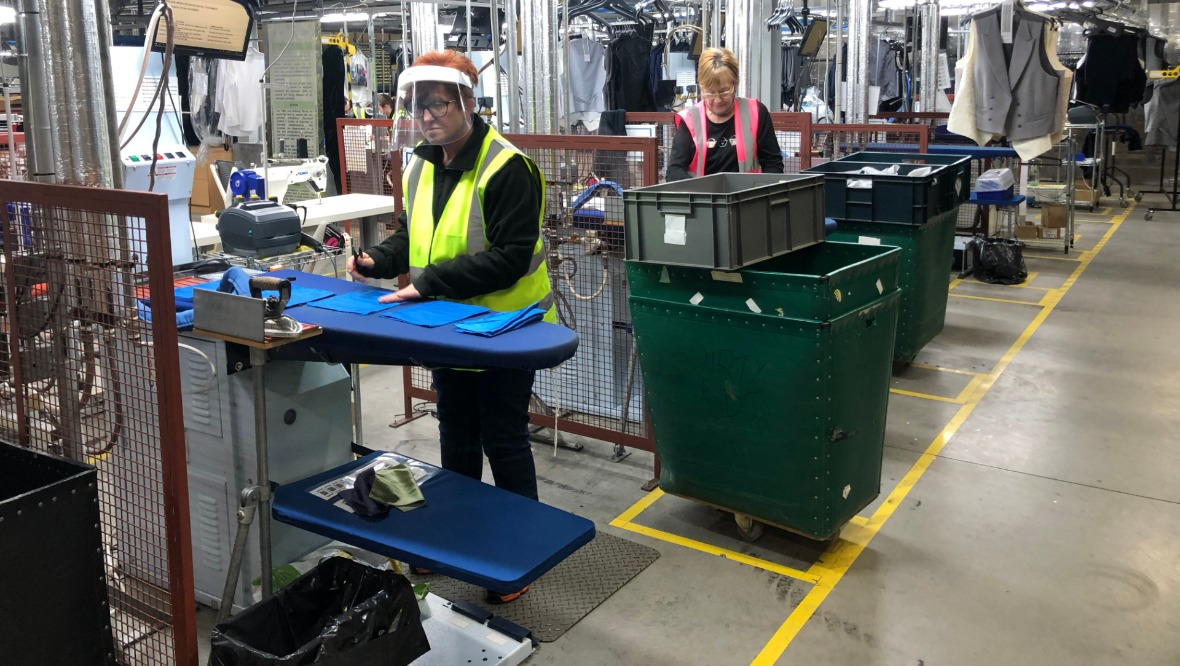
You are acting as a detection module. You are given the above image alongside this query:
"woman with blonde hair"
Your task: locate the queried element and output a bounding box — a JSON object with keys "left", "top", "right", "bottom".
{"left": 667, "top": 48, "right": 783, "bottom": 180}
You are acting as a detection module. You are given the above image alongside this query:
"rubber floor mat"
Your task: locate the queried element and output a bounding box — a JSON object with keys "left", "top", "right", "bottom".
{"left": 409, "top": 531, "right": 659, "bottom": 642}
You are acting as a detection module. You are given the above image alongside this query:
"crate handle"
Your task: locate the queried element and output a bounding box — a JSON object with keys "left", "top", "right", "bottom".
{"left": 768, "top": 196, "right": 791, "bottom": 208}
{"left": 658, "top": 201, "right": 693, "bottom": 215}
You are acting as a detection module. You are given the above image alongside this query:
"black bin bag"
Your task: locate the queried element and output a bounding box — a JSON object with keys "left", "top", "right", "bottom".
{"left": 210, "top": 557, "right": 430, "bottom": 666}
{"left": 971, "top": 237, "right": 1027, "bottom": 285}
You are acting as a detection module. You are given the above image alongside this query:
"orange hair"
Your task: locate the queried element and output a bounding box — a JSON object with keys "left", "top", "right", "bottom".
{"left": 411, "top": 50, "right": 479, "bottom": 93}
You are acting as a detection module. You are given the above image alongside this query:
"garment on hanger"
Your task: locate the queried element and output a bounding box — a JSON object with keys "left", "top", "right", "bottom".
{"left": 215, "top": 48, "right": 266, "bottom": 137}
{"left": 869, "top": 38, "right": 902, "bottom": 101}
{"left": 605, "top": 30, "right": 656, "bottom": 112}
{"left": 782, "top": 44, "right": 801, "bottom": 108}
{"left": 1145, "top": 77, "right": 1180, "bottom": 148}
{"left": 323, "top": 45, "right": 347, "bottom": 193}
{"left": 948, "top": 4, "right": 1064, "bottom": 160}
{"left": 1075, "top": 33, "right": 1146, "bottom": 113}
{"left": 568, "top": 36, "right": 608, "bottom": 113}
{"left": 351, "top": 51, "right": 370, "bottom": 88}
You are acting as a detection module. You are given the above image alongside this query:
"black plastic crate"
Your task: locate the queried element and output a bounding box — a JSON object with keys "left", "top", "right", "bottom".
{"left": 623, "top": 173, "right": 825, "bottom": 270}
{"left": 0, "top": 441, "right": 116, "bottom": 665}
{"left": 805, "top": 152, "right": 971, "bottom": 225}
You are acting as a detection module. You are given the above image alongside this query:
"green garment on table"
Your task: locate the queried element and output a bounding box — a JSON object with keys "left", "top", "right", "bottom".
{"left": 368, "top": 464, "right": 426, "bottom": 512}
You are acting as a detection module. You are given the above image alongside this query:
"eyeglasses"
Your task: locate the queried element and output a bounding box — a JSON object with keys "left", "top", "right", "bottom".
{"left": 700, "top": 89, "right": 735, "bottom": 100}
{"left": 414, "top": 100, "right": 455, "bottom": 119}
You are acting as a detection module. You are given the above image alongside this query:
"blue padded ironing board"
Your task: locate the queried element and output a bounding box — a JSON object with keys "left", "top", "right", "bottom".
{"left": 272, "top": 453, "right": 596, "bottom": 593}
{"left": 256, "top": 270, "right": 577, "bottom": 370}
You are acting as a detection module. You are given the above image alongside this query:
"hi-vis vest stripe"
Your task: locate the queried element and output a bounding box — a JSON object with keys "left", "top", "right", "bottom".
{"left": 403, "top": 127, "right": 555, "bottom": 321}
{"left": 679, "top": 97, "right": 760, "bottom": 177}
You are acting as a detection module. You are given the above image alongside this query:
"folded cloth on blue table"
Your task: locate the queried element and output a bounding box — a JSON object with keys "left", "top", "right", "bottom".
{"left": 368, "top": 464, "right": 426, "bottom": 512}
{"left": 173, "top": 267, "right": 333, "bottom": 309}
{"left": 455, "top": 305, "right": 547, "bottom": 337}
{"left": 307, "top": 288, "right": 404, "bottom": 315}
{"left": 137, "top": 300, "right": 195, "bottom": 329}
{"left": 379, "top": 300, "right": 489, "bottom": 327}
{"left": 336, "top": 466, "right": 388, "bottom": 517}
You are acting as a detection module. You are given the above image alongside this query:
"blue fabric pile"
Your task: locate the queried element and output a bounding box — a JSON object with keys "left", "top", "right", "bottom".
{"left": 455, "top": 305, "right": 547, "bottom": 337}
{"left": 379, "top": 300, "right": 489, "bottom": 327}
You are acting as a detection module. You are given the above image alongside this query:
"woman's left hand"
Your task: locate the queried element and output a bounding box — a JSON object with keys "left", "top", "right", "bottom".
{"left": 378, "top": 284, "right": 421, "bottom": 303}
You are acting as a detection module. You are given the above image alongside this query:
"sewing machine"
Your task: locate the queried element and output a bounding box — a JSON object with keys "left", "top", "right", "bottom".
{"left": 214, "top": 155, "right": 330, "bottom": 209}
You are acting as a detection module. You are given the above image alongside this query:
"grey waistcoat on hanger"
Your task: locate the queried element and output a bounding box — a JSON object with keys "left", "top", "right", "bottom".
{"left": 972, "top": 8, "right": 1061, "bottom": 142}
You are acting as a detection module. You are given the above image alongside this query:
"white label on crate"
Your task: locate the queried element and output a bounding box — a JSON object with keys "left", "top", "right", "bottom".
{"left": 663, "top": 214, "right": 687, "bottom": 245}
{"left": 710, "top": 270, "right": 743, "bottom": 283}
{"left": 876, "top": 278, "right": 884, "bottom": 295}
{"left": 746, "top": 298, "right": 762, "bottom": 314}
{"left": 858, "top": 236, "right": 881, "bottom": 246}
{"left": 843, "top": 484, "right": 852, "bottom": 499}
{"left": 659, "top": 266, "right": 671, "bottom": 284}
{"left": 689, "top": 292, "right": 704, "bottom": 305}
{"left": 448, "top": 616, "right": 471, "bottom": 629}
{"left": 486, "top": 632, "right": 510, "bottom": 646}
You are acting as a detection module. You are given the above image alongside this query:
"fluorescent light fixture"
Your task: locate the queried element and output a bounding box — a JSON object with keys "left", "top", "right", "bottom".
{"left": 879, "top": 0, "right": 916, "bottom": 9}
{"left": 0, "top": 7, "right": 15, "bottom": 24}
{"left": 321, "top": 12, "right": 368, "bottom": 23}
{"left": 1082, "top": 0, "right": 1096, "bottom": 5}
{"left": 1027, "top": 2, "right": 1051, "bottom": 10}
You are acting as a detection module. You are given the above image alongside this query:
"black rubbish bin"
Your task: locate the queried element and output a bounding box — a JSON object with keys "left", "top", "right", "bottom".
{"left": 210, "top": 556, "right": 430, "bottom": 666}
{"left": 0, "top": 441, "right": 117, "bottom": 666}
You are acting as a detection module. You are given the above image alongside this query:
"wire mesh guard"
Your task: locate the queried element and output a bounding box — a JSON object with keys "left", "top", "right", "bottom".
{"left": 0, "top": 185, "right": 192, "bottom": 664}
{"left": 808, "top": 124, "right": 928, "bottom": 165}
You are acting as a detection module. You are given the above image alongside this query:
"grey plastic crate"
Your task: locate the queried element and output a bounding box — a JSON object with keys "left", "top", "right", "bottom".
{"left": 623, "top": 173, "right": 825, "bottom": 270}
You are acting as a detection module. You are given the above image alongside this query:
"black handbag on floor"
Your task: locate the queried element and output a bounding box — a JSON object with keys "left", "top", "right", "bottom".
{"left": 971, "top": 237, "right": 1028, "bottom": 285}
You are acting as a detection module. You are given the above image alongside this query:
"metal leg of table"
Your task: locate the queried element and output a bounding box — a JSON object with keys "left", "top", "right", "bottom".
{"left": 250, "top": 347, "right": 273, "bottom": 602}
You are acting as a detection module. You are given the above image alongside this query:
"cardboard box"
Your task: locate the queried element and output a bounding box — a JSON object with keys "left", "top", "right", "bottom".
{"left": 1039, "top": 226, "right": 1065, "bottom": 239}
{"left": 1015, "top": 223, "right": 1039, "bottom": 240}
{"left": 189, "top": 146, "right": 233, "bottom": 216}
{"left": 1041, "top": 202, "right": 1068, "bottom": 229}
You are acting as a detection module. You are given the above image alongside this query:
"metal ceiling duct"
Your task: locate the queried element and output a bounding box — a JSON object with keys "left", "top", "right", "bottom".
{"left": 519, "top": 0, "right": 557, "bottom": 133}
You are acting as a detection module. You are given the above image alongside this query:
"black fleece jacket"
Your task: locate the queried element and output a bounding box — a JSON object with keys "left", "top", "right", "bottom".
{"left": 358, "top": 115, "right": 543, "bottom": 300}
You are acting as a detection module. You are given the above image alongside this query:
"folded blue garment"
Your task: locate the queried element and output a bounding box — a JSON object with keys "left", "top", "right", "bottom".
{"left": 379, "top": 300, "right": 489, "bottom": 327}
{"left": 455, "top": 306, "right": 547, "bottom": 337}
{"left": 307, "top": 288, "right": 404, "bottom": 315}
{"left": 173, "top": 270, "right": 333, "bottom": 309}
{"left": 137, "top": 299, "right": 195, "bottom": 330}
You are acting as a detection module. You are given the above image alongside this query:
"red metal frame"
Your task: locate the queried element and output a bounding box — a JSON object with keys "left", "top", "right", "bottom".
{"left": 0, "top": 181, "right": 196, "bottom": 664}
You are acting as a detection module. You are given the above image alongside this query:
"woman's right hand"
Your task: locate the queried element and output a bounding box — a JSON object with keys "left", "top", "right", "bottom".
{"left": 347, "top": 251, "right": 375, "bottom": 282}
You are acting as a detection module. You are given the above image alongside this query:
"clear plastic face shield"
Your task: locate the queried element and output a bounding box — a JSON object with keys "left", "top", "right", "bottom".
{"left": 393, "top": 66, "right": 476, "bottom": 151}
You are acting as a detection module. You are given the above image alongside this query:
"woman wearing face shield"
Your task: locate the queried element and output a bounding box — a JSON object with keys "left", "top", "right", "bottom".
{"left": 666, "top": 48, "right": 784, "bottom": 181}
{"left": 347, "top": 52, "right": 552, "bottom": 605}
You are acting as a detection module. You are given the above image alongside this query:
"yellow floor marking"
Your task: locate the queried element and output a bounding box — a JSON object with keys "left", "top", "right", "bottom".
{"left": 949, "top": 292, "right": 1045, "bottom": 307}
{"left": 748, "top": 202, "right": 1135, "bottom": 665}
{"left": 889, "top": 388, "right": 963, "bottom": 404}
{"left": 909, "top": 363, "right": 984, "bottom": 377}
{"left": 1024, "top": 253, "right": 1081, "bottom": 262}
{"left": 611, "top": 518, "right": 822, "bottom": 585}
{"left": 952, "top": 374, "right": 988, "bottom": 404}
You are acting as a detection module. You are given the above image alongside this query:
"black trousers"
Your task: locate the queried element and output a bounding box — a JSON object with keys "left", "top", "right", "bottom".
{"left": 432, "top": 368, "right": 538, "bottom": 500}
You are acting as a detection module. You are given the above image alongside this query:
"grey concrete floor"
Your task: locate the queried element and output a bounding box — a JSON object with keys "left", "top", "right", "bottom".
{"left": 197, "top": 192, "right": 1180, "bottom": 665}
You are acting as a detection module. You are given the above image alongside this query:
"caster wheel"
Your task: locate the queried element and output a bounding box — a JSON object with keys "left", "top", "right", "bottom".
{"left": 1120, "top": 199, "right": 1129, "bottom": 209}
{"left": 1135, "top": 192, "right": 1144, "bottom": 202}
{"left": 1146, "top": 212, "right": 1155, "bottom": 221}
{"left": 734, "top": 514, "right": 764, "bottom": 542}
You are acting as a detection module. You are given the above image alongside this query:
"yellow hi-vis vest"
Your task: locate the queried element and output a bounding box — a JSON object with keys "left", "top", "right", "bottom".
{"left": 403, "top": 127, "right": 555, "bottom": 322}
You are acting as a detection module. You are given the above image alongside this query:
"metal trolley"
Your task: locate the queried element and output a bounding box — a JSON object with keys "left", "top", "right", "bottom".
{"left": 1023, "top": 136, "right": 1078, "bottom": 255}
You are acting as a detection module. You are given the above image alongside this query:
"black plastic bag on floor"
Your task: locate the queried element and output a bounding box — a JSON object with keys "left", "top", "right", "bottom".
{"left": 971, "top": 237, "right": 1028, "bottom": 285}
{"left": 210, "top": 557, "right": 429, "bottom": 666}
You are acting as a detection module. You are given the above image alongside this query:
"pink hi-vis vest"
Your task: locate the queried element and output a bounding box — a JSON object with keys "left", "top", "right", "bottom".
{"left": 677, "top": 97, "right": 761, "bottom": 177}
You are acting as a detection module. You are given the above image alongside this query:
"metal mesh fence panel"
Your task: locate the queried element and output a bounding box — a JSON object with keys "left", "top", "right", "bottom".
{"left": 0, "top": 182, "right": 194, "bottom": 664}
{"left": 623, "top": 111, "right": 815, "bottom": 180}
{"left": 769, "top": 112, "right": 813, "bottom": 173}
{"left": 808, "top": 123, "right": 928, "bottom": 165}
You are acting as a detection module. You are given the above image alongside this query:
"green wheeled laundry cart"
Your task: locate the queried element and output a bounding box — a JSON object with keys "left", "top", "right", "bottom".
{"left": 627, "top": 241, "right": 901, "bottom": 541}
